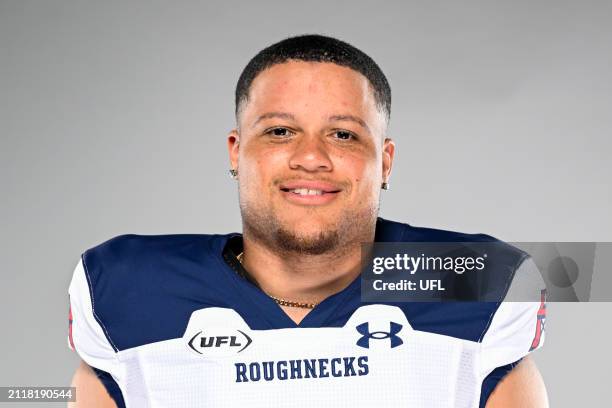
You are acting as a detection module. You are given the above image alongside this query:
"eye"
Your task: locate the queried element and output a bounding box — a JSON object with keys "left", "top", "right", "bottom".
{"left": 265, "top": 127, "right": 294, "bottom": 137}
{"left": 333, "top": 130, "right": 356, "bottom": 141}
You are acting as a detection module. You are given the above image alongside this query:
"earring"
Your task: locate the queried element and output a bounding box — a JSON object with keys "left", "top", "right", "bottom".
{"left": 381, "top": 181, "right": 389, "bottom": 190}
{"left": 229, "top": 169, "right": 238, "bottom": 179}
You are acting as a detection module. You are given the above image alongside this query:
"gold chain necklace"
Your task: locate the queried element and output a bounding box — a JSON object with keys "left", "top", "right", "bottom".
{"left": 236, "top": 251, "right": 318, "bottom": 309}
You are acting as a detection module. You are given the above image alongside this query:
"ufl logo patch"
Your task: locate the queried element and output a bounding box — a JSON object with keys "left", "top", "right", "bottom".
{"left": 187, "top": 328, "right": 253, "bottom": 357}
{"left": 356, "top": 322, "right": 403, "bottom": 349}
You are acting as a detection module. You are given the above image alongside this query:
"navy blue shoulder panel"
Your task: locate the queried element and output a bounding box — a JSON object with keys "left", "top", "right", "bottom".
{"left": 327, "top": 218, "right": 530, "bottom": 342}
{"left": 375, "top": 217, "right": 498, "bottom": 243}
{"left": 81, "top": 233, "right": 238, "bottom": 351}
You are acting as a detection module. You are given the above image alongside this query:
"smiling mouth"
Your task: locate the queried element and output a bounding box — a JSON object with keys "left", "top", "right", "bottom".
{"left": 278, "top": 182, "right": 342, "bottom": 205}
{"left": 280, "top": 188, "right": 339, "bottom": 196}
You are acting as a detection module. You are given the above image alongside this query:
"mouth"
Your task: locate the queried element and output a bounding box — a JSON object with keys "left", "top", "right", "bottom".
{"left": 281, "top": 188, "right": 336, "bottom": 196}
{"left": 279, "top": 181, "right": 342, "bottom": 205}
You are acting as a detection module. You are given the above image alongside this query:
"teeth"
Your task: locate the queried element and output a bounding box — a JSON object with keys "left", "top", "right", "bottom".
{"left": 290, "top": 188, "right": 324, "bottom": 196}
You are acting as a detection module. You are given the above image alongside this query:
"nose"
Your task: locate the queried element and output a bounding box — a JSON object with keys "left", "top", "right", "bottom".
{"left": 288, "top": 134, "right": 333, "bottom": 173}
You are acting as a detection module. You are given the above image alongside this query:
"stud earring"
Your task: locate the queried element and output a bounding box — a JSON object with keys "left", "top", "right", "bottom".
{"left": 229, "top": 169, "right": 238, "bottom": 179}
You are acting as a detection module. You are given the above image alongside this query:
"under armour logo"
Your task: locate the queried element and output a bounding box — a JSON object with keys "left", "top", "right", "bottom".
{"left": 356, "top": 322, "right": 403, "bottom": 349}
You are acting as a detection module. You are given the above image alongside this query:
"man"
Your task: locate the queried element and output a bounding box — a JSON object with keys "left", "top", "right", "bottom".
{"left": 68, "top": 34, "right": 548, "bottom": 407}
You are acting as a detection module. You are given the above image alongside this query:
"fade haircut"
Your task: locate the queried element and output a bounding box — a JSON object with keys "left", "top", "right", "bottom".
{"left": 234, "top": 34, "right": 391, "bottom": 126}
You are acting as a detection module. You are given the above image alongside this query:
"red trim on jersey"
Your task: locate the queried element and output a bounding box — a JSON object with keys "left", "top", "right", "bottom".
{"left": 68, "top": 303, "right": 75, "bottom": 351}
{"left": 529, "top": 289, "right": 546, "bottom": 351}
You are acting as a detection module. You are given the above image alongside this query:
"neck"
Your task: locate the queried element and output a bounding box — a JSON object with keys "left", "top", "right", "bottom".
{"left": 240, "top": 228, "right": 374, "bottom": 309}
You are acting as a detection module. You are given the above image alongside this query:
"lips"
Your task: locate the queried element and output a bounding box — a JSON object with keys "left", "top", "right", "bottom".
{"left": 279, "top": 180, "right": 341, "bottom": 193}
{"left": 279, "top": 180, "right": 342, "bottom": 205}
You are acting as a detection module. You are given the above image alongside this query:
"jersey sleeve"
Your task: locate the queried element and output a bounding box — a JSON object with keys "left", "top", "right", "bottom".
{"left": 67, "top": 257, "right": 122, "bottom": 380}
{"left": 480, "top": 256, "right": 547, "bottom": 376}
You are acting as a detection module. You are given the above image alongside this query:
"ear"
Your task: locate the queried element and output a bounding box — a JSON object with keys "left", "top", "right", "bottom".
{"left": 227, "top": 128, "right": 240, "bottom": 171}
{"left": 382, "top": 137, "right": 395, "bottom": 184}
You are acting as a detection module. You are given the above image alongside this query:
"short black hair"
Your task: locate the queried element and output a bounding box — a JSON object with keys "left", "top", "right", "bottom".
{"left": 235, "top": 34, "right": 391, "bottom": 124}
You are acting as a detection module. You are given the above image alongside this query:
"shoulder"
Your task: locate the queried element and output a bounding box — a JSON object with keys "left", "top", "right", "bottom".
{"left": 376, "top": 217, "right": 515, "bottom": 245}
{"left": 81, "top": 232, "right": 237, "bottom": 290}
{"left": 82, "top": 233, "right": 222, "bottom": 272}
{"left": 375, "top": 218, "right": 540, "bottom": 342}
{"left": 74, "top": 232, "right": 236, "bottom": 351}
{"left": 377, "top": 217, "right": 528, "bottom": 271}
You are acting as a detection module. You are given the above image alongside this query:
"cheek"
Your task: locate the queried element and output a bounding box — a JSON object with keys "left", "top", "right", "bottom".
{"left": 343, "top": 160, "right": 382, "bottom": 208}
{"left": 239, "top": 148, "right": 287, "bottom": 190}
{"left": 241, "top": 160, "right": 266, "bottom": 191}
{"left": 339, "top": 155, "right": 380, "bottom": 191}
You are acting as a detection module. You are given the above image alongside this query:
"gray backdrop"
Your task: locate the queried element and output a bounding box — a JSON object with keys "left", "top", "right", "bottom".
{"left": 1, "top": 1, "right": 611, "bottom": 406}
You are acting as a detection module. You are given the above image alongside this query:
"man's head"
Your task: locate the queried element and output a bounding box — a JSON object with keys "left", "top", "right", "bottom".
{"left": 228, "top": 34, "right": 395, "bottom": 255}
{"left": 235, "top": 34, "right": 392, "bottom": 128}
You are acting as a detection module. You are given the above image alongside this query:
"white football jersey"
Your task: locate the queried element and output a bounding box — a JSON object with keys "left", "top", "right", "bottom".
{"left": 68, "top": 218, "right": 546, "bottom": 407}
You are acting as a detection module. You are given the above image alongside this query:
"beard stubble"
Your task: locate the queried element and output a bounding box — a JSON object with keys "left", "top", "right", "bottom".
{"left": 240, "top": 199, "right": 378, "bottom": 256}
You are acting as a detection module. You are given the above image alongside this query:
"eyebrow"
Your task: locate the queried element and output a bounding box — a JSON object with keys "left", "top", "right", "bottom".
{"left": 328, "top": 114, "right": 370, "bottom": 133}
{"left": 252, "top": 112, "right": 296, "bottom": 128}
{"left": 252, "top": 111, "right": 370, "bottom": 133}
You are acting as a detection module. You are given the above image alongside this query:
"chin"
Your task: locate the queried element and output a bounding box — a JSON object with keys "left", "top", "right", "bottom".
{"left": 279, "top": 211, "right": 336, "bottom": 232}
{"left": 273, "top": 213, "right": 340, "bottom": 254}
{"left": 274, "top": 225, "right": 340, "bottom": 255}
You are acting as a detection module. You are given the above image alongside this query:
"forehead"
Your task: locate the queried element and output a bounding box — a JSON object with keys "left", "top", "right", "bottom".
{"left": 241, "top": 61, "right": 382, "bottom": 129}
